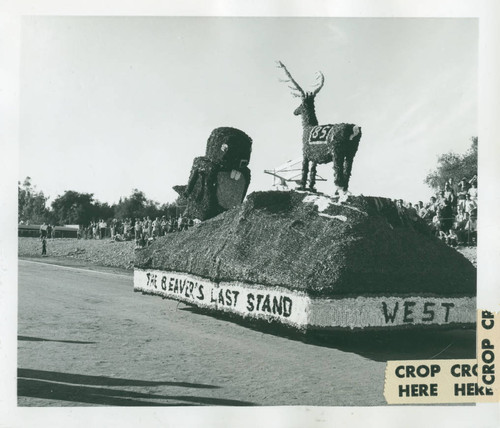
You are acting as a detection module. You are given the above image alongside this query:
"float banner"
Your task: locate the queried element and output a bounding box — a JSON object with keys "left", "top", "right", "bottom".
{"left": 134, "top": 269, "right": 310, "bottom": 328}
{"left": 135, "top": 268, "right": 476, "bottom": 330}
{"left": 309, "top": 296, "right": 476, "bottom": 329}
{"left": 384, "top": 310, "right": 499, "bottom": 404}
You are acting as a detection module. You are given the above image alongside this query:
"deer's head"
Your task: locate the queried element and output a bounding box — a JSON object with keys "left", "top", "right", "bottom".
{"left": 277, "top": 61, "right": 324, "bottom": 123}
{"left": 293, "top": 92, "right": 317, "bottom": 116}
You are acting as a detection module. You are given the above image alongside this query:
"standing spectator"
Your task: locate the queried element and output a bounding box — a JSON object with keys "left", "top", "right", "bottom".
{"left": 464, "top": 209, "right": 477, "bottom": 245}
{"left": 160, "top": 217, "right": 167, "bottom": 236}
{"left": 436, "top": 190, "right": 447, "bottom": 207}
{"left": 147, "top": 217, "right": 153, "bottom": 238}
{"left": 123, "top": 220, "right": 129, "bottom": 239}
{"left": 41, "top": 236, "right": 47, "bottom": 256}
{"left": 447, "top": 178, "right": 459, "bottom": 195}
{"left": 416, "top": 201, "right": 426, "bottom": 218}
{"left": 464, "top": 193, "right": 477, "bottom": 215}
{"left": 40, "top": 222, "right": 48, "bottom": 238}
{"left": 46, "top": 224, "right": 53, "bottom": 239}
{"left": 406, "top": 203, "right": 418, "bottom": 222}
{"left": 431, "top": 208, "right": 442, "bottom": 236}
{"left": 454, "top": 205, "right": 467, "bottom": 229}
{"left": 457, "top": 177, "right": 470, "bottom": 210}
{"left": 152, "top": 217, "right": 160, "bottom": 238}
{"left": 142, "top": 217, "right": 149, "bottom": 241}
{"left": 126, "top": 219, "right": 132, "bottom": 240}
{"left": 99, "top": 219, "right": 107, "bottom": 239}
{"left": 423, "top": 197, "right": 437, "bottom": 222}
{"left": 134, "top": 218, "right": 143, "bottom": 247}
{"left": 468, "top": 177, "right": 478, "bottom": 202}
{"left": 443, "top": 182, "right": 456, "bottom": 211}
{"left": 439, "top": 199, "right": 454, "bottom": 234}
{"left": 110, "top": 219, "right": 116, "bottom": 240}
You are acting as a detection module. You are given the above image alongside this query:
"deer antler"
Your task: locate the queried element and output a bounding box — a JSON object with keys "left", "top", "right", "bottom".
{"left": 311, "top": 71, "right": 325, "bottom": 96}
{"left": 276, "top": 60, "right": 305, "bottom": 98}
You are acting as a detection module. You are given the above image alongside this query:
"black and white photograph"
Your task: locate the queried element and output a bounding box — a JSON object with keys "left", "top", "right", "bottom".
{"left": 1, "top": 1, "right": 499, "bottom": 427}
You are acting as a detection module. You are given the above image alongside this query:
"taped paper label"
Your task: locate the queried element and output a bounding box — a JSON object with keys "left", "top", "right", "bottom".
{"left": 384, "top": 310, "right": 499, "bottom": 404}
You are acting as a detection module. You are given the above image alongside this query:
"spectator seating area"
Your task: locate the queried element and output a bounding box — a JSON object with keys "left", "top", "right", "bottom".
{"left": 82, "top": 216, "right": 200, "bottom": 248}
{"left": 398, "top": 176, "right": 477, "bottom": 247}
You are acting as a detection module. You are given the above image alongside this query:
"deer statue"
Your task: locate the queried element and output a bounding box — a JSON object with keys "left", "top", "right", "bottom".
{"left": 277, "top": 61, "right": 362, "bottom": 195}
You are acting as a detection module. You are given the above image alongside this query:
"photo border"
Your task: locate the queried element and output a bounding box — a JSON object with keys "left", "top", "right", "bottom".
{"left": 1, "top": 1, "right": 499, "bottom": 427}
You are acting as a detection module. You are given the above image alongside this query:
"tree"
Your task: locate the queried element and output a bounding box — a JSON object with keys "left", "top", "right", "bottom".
{"left": 94, "top": 201, "right": 115, "bottom": 221}
{"left": 18, "top": 177, "right": 50, "bottom": 224}
{"left": 425, "top": 137, "right": 477, "bottom": 191}
{"left": 158, "top": 201, "right": 180, "bottom": 218}
{"left": 114, "top": 189, "right": 160, "bottom": 220}
{"left": 51, "top": 191, "right": 98, "bottom": 225}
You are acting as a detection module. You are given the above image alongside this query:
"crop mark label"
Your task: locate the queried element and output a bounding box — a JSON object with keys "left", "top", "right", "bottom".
{"left": 384, "top": 310, "right": 499, "bottom": 404}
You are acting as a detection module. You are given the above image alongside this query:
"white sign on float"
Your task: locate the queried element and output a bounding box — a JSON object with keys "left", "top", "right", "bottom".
{"left": 134, "top": 269, "right": 310, "bottom": 328}
{"left": 134, "top": 269, "right": 476, "bottom": 330}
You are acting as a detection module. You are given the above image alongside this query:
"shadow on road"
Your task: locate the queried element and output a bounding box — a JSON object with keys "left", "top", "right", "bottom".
{"left": 179, "top": 306, "right": 476, "bottom": 362}
{"left": 18, "top": 368, "right": 219, "bottom": 389}
{"left": 302, "top": 329, "right": 476, "bottom": 362}
{"left": 18, "top": 335, "right": 96, "bottom": 345}
{"left": 18, "top": 369, "right": 255, "bottom": 406}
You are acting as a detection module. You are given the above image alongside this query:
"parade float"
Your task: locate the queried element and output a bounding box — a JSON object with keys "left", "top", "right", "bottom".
{"left": 134, "top": 62, "right": 476, "bottom": 331}
{"left": 134, "top": 190, "right": 476, "bottom": 330}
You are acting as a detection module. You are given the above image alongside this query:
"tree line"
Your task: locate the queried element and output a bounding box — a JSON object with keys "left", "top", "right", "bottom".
{"left": 18, "top": 177, "right": 185, "bottom": 226}
{"left": 425, "top": 137, "right": 477, "bottom": 190}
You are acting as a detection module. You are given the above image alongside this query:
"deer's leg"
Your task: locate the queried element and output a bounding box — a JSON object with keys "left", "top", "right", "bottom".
{"left": 309, "top": 162, "right": 317, "bottom": 192}
{"left": 299, "top": 158, "right": 309, "bottom": 190}
{"left": 333, "top": 154, "right": 345, "bottom": 195}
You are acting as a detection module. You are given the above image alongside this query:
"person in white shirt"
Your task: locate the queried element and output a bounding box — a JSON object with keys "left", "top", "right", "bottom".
{"left": 468, "top": 180, "right": 478, "bottom": 202}
{"left": 99, "top": 219, "right": 107, "bottom": 239}
{"left": 464, "top": 194, "right": 477, "bottom": 215}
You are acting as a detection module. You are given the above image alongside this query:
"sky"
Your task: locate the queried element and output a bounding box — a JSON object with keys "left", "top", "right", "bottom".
{"left": 19, "top": 17, "right": 478, "bottom": 206}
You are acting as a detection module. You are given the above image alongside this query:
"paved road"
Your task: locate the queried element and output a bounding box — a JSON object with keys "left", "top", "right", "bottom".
{"left": 18, "top": 259, "right": 475, "bottom": 407}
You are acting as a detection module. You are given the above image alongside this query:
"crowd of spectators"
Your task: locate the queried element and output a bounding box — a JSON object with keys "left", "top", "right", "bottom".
{"left": 39, "top": 223, "right": 54, "bottom": 239}
{"left": 79, "top": 215, "right": 201, "bottom": 248}
{"left": 397, "top": 176, "right": 478, "bottom": 247}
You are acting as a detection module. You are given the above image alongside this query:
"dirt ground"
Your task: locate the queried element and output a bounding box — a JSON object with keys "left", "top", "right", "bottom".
{"left": 18, "top": 237, "right": 136, "bottom": 270}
